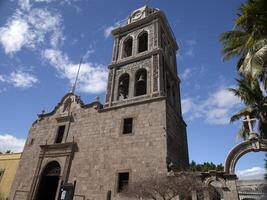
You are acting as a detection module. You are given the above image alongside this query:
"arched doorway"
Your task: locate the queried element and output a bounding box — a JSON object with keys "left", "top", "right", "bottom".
{"left": 35, "top": 161, "right": 61, "bottom": 200}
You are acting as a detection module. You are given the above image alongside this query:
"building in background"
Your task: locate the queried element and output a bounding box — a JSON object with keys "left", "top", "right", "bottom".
{"left": 0, "top": 153, "right": 21, "bottom": 200}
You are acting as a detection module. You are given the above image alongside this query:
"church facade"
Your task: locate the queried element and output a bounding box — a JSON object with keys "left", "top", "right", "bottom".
{"left": 9, "top": 6, "right": 189, "bottom": 200}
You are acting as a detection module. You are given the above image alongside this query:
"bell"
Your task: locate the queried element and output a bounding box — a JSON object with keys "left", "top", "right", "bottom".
{"left": 137, "top": 73, "right": 145, "bottom": 82}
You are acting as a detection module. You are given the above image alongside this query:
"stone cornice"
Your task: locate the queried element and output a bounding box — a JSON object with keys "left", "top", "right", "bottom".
{"left": 108, "top": 48, "right": 181, "bottom": 83}
{"left": 100, "top": 96, "right": 166, "bottom": 112}
{"left": 108, "top": 48, "right": 162, "bottom": 69}
{"left": 39, "top": 142, "right": 78, "bottom": 157}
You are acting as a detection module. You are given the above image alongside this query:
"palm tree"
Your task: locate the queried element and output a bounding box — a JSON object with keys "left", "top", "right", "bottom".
{"left": 220, "top": 0, "right": 267, "bottom": 85}
{"left": 229, "top": 76, "right": 267, "bottom": 139}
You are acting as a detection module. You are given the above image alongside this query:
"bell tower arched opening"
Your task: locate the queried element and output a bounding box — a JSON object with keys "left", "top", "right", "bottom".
{"left": 122, "top": 37, "right": 133, "bottom": 58}
{"left": 138, "top": 31, "right": 148, "bottom": 53}
{"left": 118, "top": 73, "right": 130, "bottom": 100}
{"left": 135, "top": 69, "right": 147, "bottom": 96}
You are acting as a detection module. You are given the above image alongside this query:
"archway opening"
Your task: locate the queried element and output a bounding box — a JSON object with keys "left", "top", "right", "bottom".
{"left": 138, "top": 31, "right": 148, "bottom": 53}
{"left": 224, "top": 139, "right": 267, "bottom": 175}
{"left": 123, "top": 37, "right": 133, "bottom": 58}
{"left": 235, "top": 152, "right": 266, "bottom": 180}
{"left": 118, "top": 73, "right": 130, "bottom": 100}
{"left": 209, "top": 181, "right": 224, "bottom": 200}
{"left": 135, "top": 69, "right": 147, "bottom": 96}
{"left": 36, "top": 161, "right": 61, "bottom": 200}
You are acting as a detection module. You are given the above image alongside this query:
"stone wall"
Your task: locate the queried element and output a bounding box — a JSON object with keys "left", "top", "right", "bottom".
{"left": 9, "top": 95, "right": 170, "bottom": 200}
{"left": 166, "top": 102, "right": 189, "bottom": 170}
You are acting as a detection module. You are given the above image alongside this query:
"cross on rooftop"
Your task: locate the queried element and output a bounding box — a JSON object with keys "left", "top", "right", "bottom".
{"left": 243, "top": 115, "right": 257, "bottom": 133}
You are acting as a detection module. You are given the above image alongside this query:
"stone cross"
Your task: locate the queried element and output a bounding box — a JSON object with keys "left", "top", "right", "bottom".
{"left": 243, "top": 115, "right": 257, "bottom": 133}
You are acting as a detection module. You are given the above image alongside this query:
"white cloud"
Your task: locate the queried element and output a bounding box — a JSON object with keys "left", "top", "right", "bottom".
{"left": 19, "top": 0, "right": 31, "bottom": 11}
{"left": 0, "top": 0, "right": 104, "bottom": 93}
{"left": 0, "top": 17, "right": 29, "bottom": 54}
{"left": 43, "top": 49, "right": 108, "bottom": 93}
{"left": 0, "top": 7, "right": 63, "bottom": 54}
{"left": 237, "top": 167, "right": 266, "bottom": 180}
{"left": 209, "top": 88, "right": 240, "bottom": 108}
{"left": 180, "top": 68, "right": 191, "bottom": 80}
{"left": 9, "top": 71, "right": 38, "bottom": 88}
{"left": 0, "top": 71, "right": 38, "bottom": 88}
{"left": 184, "top": 39, "right": 196, "bottom": 57}
{"left": 186, "top": 39, "right": 196, "bottom": 46}
{"left": 0, "top": 75, "right": 6, "bottom": 82}
{"left": 181, "top": 87, "right": 241, "bottom": 125}
{"left": 181, "top": 98, "right": 195, "bottom": 114}
{"left": 185, "top": 48, "right": 194, "bottom": 57}
{"left": 35, "top": 0, "right": 55, "bottom": 2}
{"left": 104, "top": 21, "right": 122, "bottom": 38}
{"left": 0, "top": 134, "right": 25, "bottom": 153}
{"left": 104, "top": 26, "right": 116, "bottom": 38}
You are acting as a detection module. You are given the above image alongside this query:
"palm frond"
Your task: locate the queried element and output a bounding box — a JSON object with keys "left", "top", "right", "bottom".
{"left": 230, "top": 107, "right": 253, "bottom": 123}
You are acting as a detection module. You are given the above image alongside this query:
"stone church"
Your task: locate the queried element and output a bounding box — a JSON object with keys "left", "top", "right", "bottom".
{"left": 9, "top": 6, "right": 189, "bottom": 200}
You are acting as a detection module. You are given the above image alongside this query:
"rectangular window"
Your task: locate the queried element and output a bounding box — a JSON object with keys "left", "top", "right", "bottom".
{"left": 55, "top": 125, "right": 65, "bottom": 143}
{"left": 117, "top": 172, "right": 129, "bottom": 192}
{"left": 0, "top": 170, "right": 4, "bottom": 182}
{"left": 123, "top": 118, "right": 133, "bottom": 134}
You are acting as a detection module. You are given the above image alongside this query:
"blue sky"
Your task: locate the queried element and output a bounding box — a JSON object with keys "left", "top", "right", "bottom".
{"left": 0, "top": 0, "right": 265, "bottom": 179}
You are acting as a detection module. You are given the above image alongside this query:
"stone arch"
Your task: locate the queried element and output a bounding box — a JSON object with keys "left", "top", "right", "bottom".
{"left": 137, "top": 31, "right": 148, "bottom": 53}
{"left": 204, "top": 176, "right": 227, "bottom": 188}
{"left": 122, "top": 36, "right": 133, "bottom": 58}
{"left": 117, "top": 73, "right": 130, "bottom": 100}
{"left": 224, "top": 138, "right": 267, "bottom": 174}
{"left": 134, "top": 68, "right": 147, "bottom": 96}
{"left": 35, "top": 161, "right": 61, "bottom": 200}
{"left": 203, "top": 176, "right": 227, "bottom": 200}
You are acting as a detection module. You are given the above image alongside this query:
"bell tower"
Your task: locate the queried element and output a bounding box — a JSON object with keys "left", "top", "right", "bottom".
{"left": 105, "top": 6, "right": 181, "bottom": 114}
{"left": 105, "top": 6, "right": 189, "bottom": 170}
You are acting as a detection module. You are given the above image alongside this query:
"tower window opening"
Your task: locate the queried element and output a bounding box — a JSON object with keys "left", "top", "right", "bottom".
{"left": 135, "top": 69, "right": 147, "bottom": 96}
{"left": 118, "top": 74, "right": 130, "bottom": 100}
{"left": 117, "top": 172, "right": 129, "bottom": 192}
{"left": 138, "top": 32, "right": 148, "bottom": 53}
{"left": 123, "top": 118, "right": 133, "bottom": 134}
{"left": 123, "top": 37, "right": 133, "bottom": 58}
{"left": 55, "top": 125, "right": 65, "bottom": 143}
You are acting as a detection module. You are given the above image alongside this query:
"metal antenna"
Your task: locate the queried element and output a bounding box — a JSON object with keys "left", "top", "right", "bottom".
{"left": 72, "top": 57, "right": 83, "bottom": 94}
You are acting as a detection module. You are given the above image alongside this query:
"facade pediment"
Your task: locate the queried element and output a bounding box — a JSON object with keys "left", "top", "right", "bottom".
{"left": 36, "top": 93, "right": 102, "bottom": 120}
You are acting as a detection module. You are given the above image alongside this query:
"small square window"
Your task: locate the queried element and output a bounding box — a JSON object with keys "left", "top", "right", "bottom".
{"left": 55, "top": 125, "right": 65, "bottom": 143}
{"left": 117, "top": 172, "right": 129, "bottom": 192}
{"left": 123, "top": 118, "right": 133, "bottom": 134}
